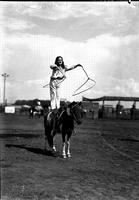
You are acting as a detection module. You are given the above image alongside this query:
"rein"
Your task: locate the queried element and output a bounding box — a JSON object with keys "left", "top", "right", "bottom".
{"left": 70, "top": 103, "right": 80, "bottom": 124}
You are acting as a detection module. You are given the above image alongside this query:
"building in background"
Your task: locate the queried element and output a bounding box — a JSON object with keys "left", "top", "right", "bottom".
{"left": 82, "top": 96, "right": 139, "bottom": 120}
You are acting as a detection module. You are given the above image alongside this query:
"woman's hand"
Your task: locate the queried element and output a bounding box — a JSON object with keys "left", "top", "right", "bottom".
{"left": 50, "top": 64, "right": 58, "bottom": 69}
{"left": 56, "top": 75, "right": 66, "bottom": 80}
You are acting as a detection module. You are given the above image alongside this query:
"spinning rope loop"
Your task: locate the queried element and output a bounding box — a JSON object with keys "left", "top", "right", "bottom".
{"left": 43, "top": 66, "right": 96, "bottom": 96}
{"left": 43, "top": 76, "right": 66, "bottom": 88}
{"left": 43, "top": 65, "right": 66, "bottom": 88}
{"left": 72, "top": 66, "right": 96, "bottom": 96}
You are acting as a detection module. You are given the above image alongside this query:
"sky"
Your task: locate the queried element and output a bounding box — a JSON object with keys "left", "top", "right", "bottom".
{"left": 0, "top": 1, "right": 139, "bottom": 107}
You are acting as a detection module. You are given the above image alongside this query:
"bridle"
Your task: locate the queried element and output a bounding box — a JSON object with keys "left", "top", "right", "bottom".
{"left": 70, "top": 103, "right": 81, "bottom": 124}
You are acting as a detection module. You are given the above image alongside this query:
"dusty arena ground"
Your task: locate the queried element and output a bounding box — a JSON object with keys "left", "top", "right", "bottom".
{"left": 0, "top": 114, "right": 139, "bottom": 200}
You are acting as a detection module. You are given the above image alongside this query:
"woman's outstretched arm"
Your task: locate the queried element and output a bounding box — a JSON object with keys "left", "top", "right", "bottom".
{"left": 66, "top": 64, "right": 82, "bottom": 71}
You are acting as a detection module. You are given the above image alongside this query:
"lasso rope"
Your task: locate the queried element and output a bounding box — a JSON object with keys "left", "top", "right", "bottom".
{"left": 43, "top": 66, "right": 96, "bottom": 96}
{"left": 72, "top": 66, "right": 96, "bottom": 96}
{"left": 43, "top": 76, "right": 66, "bottom": 88}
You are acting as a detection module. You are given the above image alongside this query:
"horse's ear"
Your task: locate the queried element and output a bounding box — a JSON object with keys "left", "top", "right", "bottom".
{"left": 78, "top": 102, "right": 82, "bottom": 106}
{"left": 72, "top": 101, "right": 77, "bottom": 106}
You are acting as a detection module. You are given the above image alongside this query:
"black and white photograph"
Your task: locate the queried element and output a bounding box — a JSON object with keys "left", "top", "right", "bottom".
{"left": 0, "top": 1, "right": 139, "bottom": 200}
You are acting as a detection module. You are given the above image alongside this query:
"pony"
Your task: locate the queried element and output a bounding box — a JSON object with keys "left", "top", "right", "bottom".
{"left": 29, "top": 106, "right": 35, "bottom": 118}
{"left": 44, "top": 102, "right": 82, "bottom": 158}
{"left": 29, "top": 106, "right": 43, "bottom": 118}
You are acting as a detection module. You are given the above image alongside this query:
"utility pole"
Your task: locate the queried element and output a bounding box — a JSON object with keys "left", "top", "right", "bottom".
{"left": 1, "top": 73, "right": 9, "bottom": 106}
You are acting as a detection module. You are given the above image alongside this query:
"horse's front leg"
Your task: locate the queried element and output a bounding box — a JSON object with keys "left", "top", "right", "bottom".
{"left": 67, "top": 139, "right": 71, "bottom": 158}
{"left": 62, "top": 142, "right": 66, "bottom": 158}
{"left": 62, "top": 131, "right": 66, "bottom": 158}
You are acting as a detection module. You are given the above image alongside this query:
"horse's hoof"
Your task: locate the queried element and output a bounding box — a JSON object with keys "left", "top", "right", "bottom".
{"left": 67, "top": 154, "right": 71, "bottom": 158}
{"left": 52, "top": 146, "right": 56, "bottom": 152}
{"left": 62, "top": 155, "right": 66, "bottom": 159}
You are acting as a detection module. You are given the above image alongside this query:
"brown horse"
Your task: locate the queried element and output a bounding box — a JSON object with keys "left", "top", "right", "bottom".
{"left": 44, "top": 102, "right": 82, "bottom": 158}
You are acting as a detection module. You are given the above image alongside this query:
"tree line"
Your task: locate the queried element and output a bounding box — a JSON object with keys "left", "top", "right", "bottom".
{"left": 14, "top": 99, "right": 70, "bottom": 108}
{"left": 14, "top": 99, "right": 50, "bottom": 107}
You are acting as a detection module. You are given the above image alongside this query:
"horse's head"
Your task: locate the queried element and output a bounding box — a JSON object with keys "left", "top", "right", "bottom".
{"left": 68, "top": 101, "right": 82, "bottom": 125}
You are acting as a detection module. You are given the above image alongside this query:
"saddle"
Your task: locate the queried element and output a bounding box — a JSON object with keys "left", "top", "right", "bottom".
{"left": 46, "top": 107, "right": 70, "bottom": 133}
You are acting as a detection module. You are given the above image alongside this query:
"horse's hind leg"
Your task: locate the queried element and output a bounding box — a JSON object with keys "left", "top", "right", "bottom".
{"left": 44, "top": 131, "right": 51, "bottom": 151}
{"left": 67, "top": 139, "right": 71, "bottom": 158}
{"left": 44, "top": 134, "right": 47, "bottom": 151}
{"left": 51, "top": 130, "right": 57, "bottom": 152}
{"left": 44, "top": 129, "right": 53, "bottom": 152}
{"left": 48, "top": 134, "right": 54, "bottom": 152}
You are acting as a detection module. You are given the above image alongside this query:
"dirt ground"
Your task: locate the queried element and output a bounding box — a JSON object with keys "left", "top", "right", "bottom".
{"left": 0, "top": 114, "right": 139, "bottom": 200}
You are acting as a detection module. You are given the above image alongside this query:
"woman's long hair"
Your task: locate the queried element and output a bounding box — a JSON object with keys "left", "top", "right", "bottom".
{"left": 55, "top": 56, "right": 65, "bottom": 69}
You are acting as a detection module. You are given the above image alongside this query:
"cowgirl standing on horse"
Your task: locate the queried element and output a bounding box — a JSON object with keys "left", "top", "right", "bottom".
{"left": 44, "top": 56, "right": 83, "bottom": 156}
{"left": 49, "top": 56, "right": 82, "bottom": 112}
{"left": 44, "top": 56, "right": 95, "bottom": 157}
